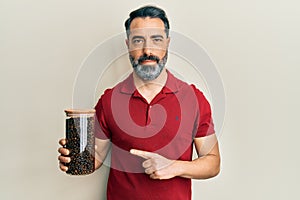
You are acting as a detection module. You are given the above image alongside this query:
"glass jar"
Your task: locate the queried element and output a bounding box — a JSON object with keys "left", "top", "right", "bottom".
{"left": 64, "top": 109, "right": 95, "bottom": 175}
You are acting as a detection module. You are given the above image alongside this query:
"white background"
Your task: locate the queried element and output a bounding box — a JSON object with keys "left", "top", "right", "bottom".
{"left": 1, "top": 0, "right": 299, "bottom": 199}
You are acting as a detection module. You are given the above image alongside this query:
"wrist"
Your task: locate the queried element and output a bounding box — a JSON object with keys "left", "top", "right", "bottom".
{"left": 172, "top": 160, "right": 185, "bottom": 177}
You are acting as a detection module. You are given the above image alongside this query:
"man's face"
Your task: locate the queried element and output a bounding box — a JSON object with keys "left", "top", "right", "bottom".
{"left": 126, "top": 17, "right": 170, "bottom": 81}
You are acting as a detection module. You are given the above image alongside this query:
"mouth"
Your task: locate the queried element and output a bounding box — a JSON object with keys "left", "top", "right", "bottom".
{"left": 140, "top": 60, "right": 157, "bottom": 65}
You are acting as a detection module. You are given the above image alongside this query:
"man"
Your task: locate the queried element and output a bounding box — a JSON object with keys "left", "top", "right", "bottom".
{"left": 58, "top": 5, "right": 220, "bottom": 200}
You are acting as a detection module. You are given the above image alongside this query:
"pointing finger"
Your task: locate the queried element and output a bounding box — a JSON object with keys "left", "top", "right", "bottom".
{"left": 130, "top": 149, "right": 155, "bottom": 159}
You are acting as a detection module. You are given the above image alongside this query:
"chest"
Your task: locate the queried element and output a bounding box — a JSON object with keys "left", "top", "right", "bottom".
{"left": 106, "top": 92, "right": 199, "bottom": 157}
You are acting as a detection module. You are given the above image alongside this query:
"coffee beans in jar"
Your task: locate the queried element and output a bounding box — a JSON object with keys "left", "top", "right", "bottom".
{"left": 64, "top": 109, "right": 95, "bottom": 175}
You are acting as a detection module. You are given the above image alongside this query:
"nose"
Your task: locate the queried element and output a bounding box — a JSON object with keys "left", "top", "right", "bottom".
{"left": 142, "top": 39, "right": 153, "bottom": 56}
{"left": 143, "top": 47, "right": 152, "bottom": 56}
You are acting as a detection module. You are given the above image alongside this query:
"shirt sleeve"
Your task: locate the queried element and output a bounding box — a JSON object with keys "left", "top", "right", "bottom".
{"left": 191, "top": 85, "right": 215, "bottom": 138}
{"left": 94, "top": 90, "right": 112, "bottom": 140}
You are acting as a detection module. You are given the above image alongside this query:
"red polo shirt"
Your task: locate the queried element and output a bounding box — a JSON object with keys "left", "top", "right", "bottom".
{"left": 95, "top": 71, "right": 214, "bottom": 200}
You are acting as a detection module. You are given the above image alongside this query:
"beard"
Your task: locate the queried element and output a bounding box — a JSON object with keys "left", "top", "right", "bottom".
{"left": 129, "top": 52, "right": 168, "bottom": 81}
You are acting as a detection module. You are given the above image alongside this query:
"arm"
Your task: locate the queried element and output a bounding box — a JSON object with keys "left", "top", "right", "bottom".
{"left": 175, "top": 133, "right": 220, "bottom": 179}
{"left": 94, "top": 138, "right": 111, "bottom": 170}
{"left": 130, "top": 133, "right": 220, "bottom": 180}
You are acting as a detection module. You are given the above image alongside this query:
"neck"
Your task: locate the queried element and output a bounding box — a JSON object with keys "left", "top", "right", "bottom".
{"left": 133, "top": 69, "right": 168, "bottom": 103}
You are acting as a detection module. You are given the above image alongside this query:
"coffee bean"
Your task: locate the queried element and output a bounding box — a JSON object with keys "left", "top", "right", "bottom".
{"left": 65, "top": 116, "right": 95, "bottom": 175}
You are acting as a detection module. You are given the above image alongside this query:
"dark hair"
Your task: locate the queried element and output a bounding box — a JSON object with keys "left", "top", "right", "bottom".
{"left": 124, "top": 5, "right": 170, "bottom": 38}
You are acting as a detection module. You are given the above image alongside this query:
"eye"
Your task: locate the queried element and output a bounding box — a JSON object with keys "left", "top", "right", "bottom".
{"left": 153, "top": 38, "right": 163, "bottom": 42}
{"left": 132, "top": 39, "right": 144, "bottom": 45}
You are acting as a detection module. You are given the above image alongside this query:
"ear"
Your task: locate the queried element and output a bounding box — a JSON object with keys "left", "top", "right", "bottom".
{"left": 125, "top": 39, "right": 129, "bottom": 49}
{"left": 166, "top": 37, "right": 170, "bottom": 48}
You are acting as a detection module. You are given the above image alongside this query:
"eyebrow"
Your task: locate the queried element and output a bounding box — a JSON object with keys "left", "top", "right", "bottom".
{"left": 150, "top": 35, "right": 164, "bottom": 39}
{"left": 131, "top": 35, "right": 165, "bottom": 40}
{"left": 131, "top": 36, "right": 145, "bottom": 40}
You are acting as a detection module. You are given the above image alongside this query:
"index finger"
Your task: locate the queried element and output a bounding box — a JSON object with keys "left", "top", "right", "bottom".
{"left": 130, "top": 149, "right": 155, "bottom": 159}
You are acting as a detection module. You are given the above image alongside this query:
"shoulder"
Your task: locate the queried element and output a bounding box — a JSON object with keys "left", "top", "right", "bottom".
{"left": 95, "top": 73, "right": 133, "bottom": 107}
{"left": 94, "top": 88, "right": 113, "bottom": 112}
{"left": 168, "top": 71, "right": 205, "bottom": 96}
{"left": 171, "top": 73, "right": 206, "bottom": 99}
{"left": 190, "top": 84, "right": 206, "bottom": 99}
{"left": 101, "top": 88, "right": 114, "bottom": 100}
{"left": 180, "top": 80, "right": 211, "bottom": 108}
{"left": 191, "top": 84, "right": 211, "bottom": 105}
{"left": 169, "top": 72, "right": 210, "bottom": 108}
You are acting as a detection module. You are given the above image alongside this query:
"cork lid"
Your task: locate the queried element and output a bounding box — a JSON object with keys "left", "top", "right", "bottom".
{"left": 65, "top": 109, "right": 96, "bottom": 117}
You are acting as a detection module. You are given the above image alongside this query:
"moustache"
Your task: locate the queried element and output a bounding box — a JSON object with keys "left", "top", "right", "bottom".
{"left": 138, "top": 55, "right": 160, "bottom": 64}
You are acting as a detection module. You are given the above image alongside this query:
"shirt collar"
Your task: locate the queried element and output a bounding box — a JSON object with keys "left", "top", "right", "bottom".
{"left": 119, "top": 70, "right": 180, "bottom": 95}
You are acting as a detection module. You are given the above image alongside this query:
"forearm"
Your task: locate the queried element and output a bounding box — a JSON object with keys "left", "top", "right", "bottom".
{"left": 174, "top": 154, "right": 220, "bottom": 179}
{"left": 95, "top": 157, "right": 103, "bottom": 170}
{"left": 94, "top": 149, "right": 110, "bottom": 170}
{"left": 130, "top": 137, "right": 220, "bottom": 180}
{"left": 94, "top": 138, "right": 111, "bottom": 170}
